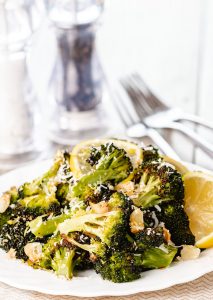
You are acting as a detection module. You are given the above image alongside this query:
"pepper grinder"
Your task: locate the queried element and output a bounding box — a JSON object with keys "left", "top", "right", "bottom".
{"left": 0, "top": 0, "right": 45, "bottom": 170}
{"left": 46, "top": 0, "right": 108, "bottom": 145}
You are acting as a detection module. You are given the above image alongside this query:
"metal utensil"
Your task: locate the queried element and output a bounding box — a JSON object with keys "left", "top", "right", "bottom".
{"left": 110, "top": 87, "right": 180, "bottom": 160}
{"left": 121, "top": 74, "right": 213, "bottom": 158}
{"left": 126, "top": 73, "right": 213, "bottom": 130}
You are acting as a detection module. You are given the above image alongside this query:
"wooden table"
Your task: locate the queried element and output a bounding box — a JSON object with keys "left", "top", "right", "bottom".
{"left": 1, "top": 0, "right": 213, "bottom": 299}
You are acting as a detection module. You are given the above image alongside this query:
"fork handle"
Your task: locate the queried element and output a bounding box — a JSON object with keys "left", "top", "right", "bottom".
{"left": 177, "top": 112, "right": 213, "bottom": 130}
{"left": 146, "top": 128, "right": 180, "bottom": 160}
{"left": 165, "top": 122, "right": 213, "bottom": 158}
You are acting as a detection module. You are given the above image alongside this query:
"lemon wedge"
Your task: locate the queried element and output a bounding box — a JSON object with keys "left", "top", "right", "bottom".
{"left": 195, "top": 232, "right": 213, "bottom": 248}
{"left": 183, "top": 171, "right": 213, "bottom": 246}
{"left": 70, "top": 139, "right": 143, "bottom": 179}
{"left": 163, "top": 156, "right": 189, "bottom": 175}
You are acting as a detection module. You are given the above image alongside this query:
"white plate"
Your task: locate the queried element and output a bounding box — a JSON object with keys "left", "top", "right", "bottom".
{"left": 0, "top": 160, "right": 212, "bottom": 297}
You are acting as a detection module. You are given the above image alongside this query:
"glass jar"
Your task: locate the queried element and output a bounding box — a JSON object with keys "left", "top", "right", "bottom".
{"left": 46, "top": 0, "right": 108, "bottom": 145}
{"left": 0, "top": 0, "right": 45, "bottom": 170}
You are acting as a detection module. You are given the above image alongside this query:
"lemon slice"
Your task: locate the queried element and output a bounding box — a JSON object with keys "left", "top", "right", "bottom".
{"left": 195, "top": 232, "right": 213, "bottom": 248}
{"left": 163, "top": 156, "right": 189, "bottom": 175}
{"left": 70, "top": 139, "right": 143, "bottom": 179}
{"left": 183, "top": 171, "right": 213, "bottom": 244}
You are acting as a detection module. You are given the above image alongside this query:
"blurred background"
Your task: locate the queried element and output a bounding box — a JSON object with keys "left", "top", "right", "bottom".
{"left": 0, "top": 0, "right": 213, "bottom": 171}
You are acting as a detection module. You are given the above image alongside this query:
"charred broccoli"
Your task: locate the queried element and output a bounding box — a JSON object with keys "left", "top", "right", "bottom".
{"left": 72, "top": 143, "right": 132, "bottom": 199}
{"left": 94, "top": 251, "right": 141, "bottom": 282}
{"left": 38, "top": 234, "right": 89, "bottom": 279}
{"left": 142, "top": 145, "right": 162, "bottom": 163}
{"left": 134, "top": 226, "right": 165, "bottom": 250}
{"left": 94, "top": 245, "right": 177, "bottom": 283}
{"left": 133, "top": 161, "right": 184, "bottom": 208}
{"left": 58, "top": 193, "right": 133, "bottom": 254}
{"left": 154, "top": 202, "right": 195, "bottom": 246}
{"left": 0, "top": 218, "right": 46, "bottom": 260}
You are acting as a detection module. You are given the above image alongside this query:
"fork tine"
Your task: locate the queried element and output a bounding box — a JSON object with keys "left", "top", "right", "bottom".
{"left": 112, "top": 91, "right": 132, "bottom": 128}
{"left": 121, "top": 78, "right": 152, "bottom": 119}
{"left": 128, "top": 75, "right": 160, "bottom": 114}
{"left": 127, "top": 76, "right": 154, "bottom": 116}
{"left": 111, "top": 86, "right": 141, "bottom": 128}
{"left": 132, "top": 73, "right": 168, "bottom": 110}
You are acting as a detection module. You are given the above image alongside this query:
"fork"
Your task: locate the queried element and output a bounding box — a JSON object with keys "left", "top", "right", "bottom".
{"left": 110, "top": 86, "right": 180, "bottom": 160}
{"left": 121, "top": 74, "right": 213, "bottom": 158}
{"left": 126, "top": 73, "right": 213, "bottom": 130}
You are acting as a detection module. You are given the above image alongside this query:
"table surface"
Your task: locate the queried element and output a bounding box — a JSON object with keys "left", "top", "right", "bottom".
{"left": 1, "top": 0, "right": 213, "bottom": 298}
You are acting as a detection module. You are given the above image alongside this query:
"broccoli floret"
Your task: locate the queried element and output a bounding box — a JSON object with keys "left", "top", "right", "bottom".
{"left": 86, "top": 145, "right": 103, "bottom": 166}
{"left": 94, "top": 244, "right": 177, "bottom": 283}
{"left": 38, "top": 234, "right": 87, "bottom": 279}
{"left": 0, "top": 187, "right": 19, "bottom": 230}
{"left": 133, "top": 162, "right": 184, "bottom": 208}
{"left": 13, "top": 151, "right": 74, "bottom": 217}
{"left": 86, "top": 183, "right": 115, "bottom": 203}
{"left": 59, "top": 211, "right": 123, "bottom": 248}
{"left": 56, "top": 183, "right": 69, "bottom": 203}
{"left": 72, "top": 143, "right": 132, "bottom": 199}
{"left": 58, "top": 193, "right": 133, "bottom": 252}
{"left": 51, "top": 247, "right": 76, "bottom": 279}
{"left": 155, "top": 202, "right": 195, "bottom": 246}
{"left": 28, "top": 213, "right": 71, "bottom": 238}
{"left": 18, "top": 150, "right": 72, "bottom": 200}
{"left": 28, "top": 198, "right": 86, "bottom": 238}
{"left": 134, "top": 226, "right": 165, "bottom": 250}
{"left": 140, "top": 245, "right": 177, "bottom": 269}
{"left": 94, "top": 251, "right": 141, "bottom": 283}
{"left": 17, "top": 194, "right": 60, "bottom": 216}
{"left": 0, "top": 210, "right": 12, "bottom": 231}
{"left": 142, "top": 145, "right": 162, "bottom": 163}
{"left": 0, "top": 218, "right": 46, "bottom": 260}
{"left": 18, "top": 153, "right": 62, "bottom": 198}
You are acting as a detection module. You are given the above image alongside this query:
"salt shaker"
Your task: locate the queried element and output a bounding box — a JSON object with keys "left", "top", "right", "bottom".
{"left": 46, "top": 0, "right": 108, "bottom": 144}
{"left": 0, "top": 0, "right": 44, "bottom": 170}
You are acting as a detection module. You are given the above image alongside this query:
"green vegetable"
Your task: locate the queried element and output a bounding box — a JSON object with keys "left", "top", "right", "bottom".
{"left": 94, "top": 245, "right": 177, "bottom": 283}
{"left": 28, "top": 214, "right": 70, "bottom": 238}
{"left": 155, "top": 202, "right": 195, "bottom": 246}
{"left": 133, "top": 161, "right": 184, "bottom": 208}
{"left": 72, "top": 144, "right": 132, "bottom": 199}
{"left": 141, "top": 245, "right": 177, "bottom": 269}
{"left": 52, "top": 247, "right": 76, "bottom": 279}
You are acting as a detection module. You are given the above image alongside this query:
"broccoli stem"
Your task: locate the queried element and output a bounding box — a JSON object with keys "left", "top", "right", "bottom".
{"left": 52, "top": 248, "right": 76, "bottom": 279}
{"left": 28, "top": 214, "right": 71, "bottom": 238}
{"left": 140, "top": 245, "right": 177, "bottom": 269}
{"left": 58, "top": 212, "right": 114, "bottom": 239}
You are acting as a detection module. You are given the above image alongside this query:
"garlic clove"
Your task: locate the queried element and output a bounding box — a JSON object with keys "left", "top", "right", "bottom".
{"left": 0, "top": 193, "right": 10, "bottom": 213}
{"left": 24, "top": 242, "right": 43, "bottom": 263}
{"left": 130, "top": 208, "right": 144, "bottom": 233}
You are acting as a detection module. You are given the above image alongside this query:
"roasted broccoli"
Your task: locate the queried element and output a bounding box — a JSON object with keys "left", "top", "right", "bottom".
{"left": 13, "top": 151, "right": 74, "bottom": 217}
{"left": 0, "top": 187, "right": 19, "bottom": 230}
{"left": 0, "top": 218, "right": 46, "bottom": 260}
{"left": 94, "top": 244, "right": 177, "bottom": 283}
{"left": 28, "top": 213, "right": 71, "bottom": 238}
{"left": 139, "top": 245, "right": 177, "bottom": 269}
{"left": 58, "top": 193, "right": 133, "bottom": 253}
{"left": 142, "top": 145, "right": 162, "bottom": 163}
{"left": 154, "top": 202, "right": 195, "bottom": 246}
{"left": 72, "top": 143, "right": 132, "bottom": 199}
{"left": 132, "top": 161, "right": 184, "bottom": 208}
{"left": 38, "top": 234, "right": 89, "bottom": 279}
{"left": 94, "top": 251, "right": 141, "bottom": 282}
{"left": 0, "top": 140, "right": 199, "bottom": 284}
{"left": 134, "top": 226, "right": 165, "bottom": 250}
{"left": 51, "top": 246, "right": 76, "bottom": 279}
